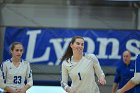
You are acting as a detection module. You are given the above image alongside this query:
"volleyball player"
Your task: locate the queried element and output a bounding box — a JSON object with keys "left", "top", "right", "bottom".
{"left": 0, "top": 42, "right": 33, "bottom": 93}
{"left": 60, "top": 36, "right": 106, "bottom": 93}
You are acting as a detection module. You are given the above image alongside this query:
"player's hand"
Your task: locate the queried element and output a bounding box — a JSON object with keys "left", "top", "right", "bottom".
{"left": 4, "top": 87, "right": 17, "bottom": 93}
{"left": 66, "top": 87, "right": 74, "bottom": 93}
{"left": 16, "top": 88, "right": 26, "bottom": 93}
{"left": 98, "top": 76, "right": 106, "bottom": 85}
{"left": 116, "top": 89, "right": 124, "bottom": 93}
{"left": 9, "top": 90, "right": 17, "bottom": 93}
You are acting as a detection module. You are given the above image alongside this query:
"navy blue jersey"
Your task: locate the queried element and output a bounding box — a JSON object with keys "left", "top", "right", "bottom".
{"left": 134, "top": 54, "right": 140, "bottom": 93}
{"left": 135, "top": 54, "right": 140, "bottom": 74}
{"left": 114, "top": 61, "right": 135, "bottom": 93}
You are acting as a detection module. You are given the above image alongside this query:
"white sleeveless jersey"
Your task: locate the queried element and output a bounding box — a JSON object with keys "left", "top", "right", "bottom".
{"left": 1, "top": 59, "right": 33, "bottom": 90}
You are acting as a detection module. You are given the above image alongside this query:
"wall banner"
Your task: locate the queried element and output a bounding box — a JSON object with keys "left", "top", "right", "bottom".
{"left": 3, "top": 27, "right": 140, "bottom": 66}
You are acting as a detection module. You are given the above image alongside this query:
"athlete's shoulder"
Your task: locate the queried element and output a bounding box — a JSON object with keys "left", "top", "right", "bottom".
{"left": 84, "top": 52, "right": 97, "bottom": 60}
{"left": 22, "top": 59, "right": 30, "bottom": 64}
{"left": 0, "top": 59, "right": 11, "bottom": 68}
{"left": 2, "top": 59, "right": 11, "bottom": 64}
{"left": 62, "top": 59, "right": 70, "bottom": 65}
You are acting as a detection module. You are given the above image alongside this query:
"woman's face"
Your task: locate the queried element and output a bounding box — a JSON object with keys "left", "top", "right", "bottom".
{"left": 70, "top": 38, "right": 84, "bottom": 55}
{"left": 11, "top": 44, "right": 23, "bottom": 60}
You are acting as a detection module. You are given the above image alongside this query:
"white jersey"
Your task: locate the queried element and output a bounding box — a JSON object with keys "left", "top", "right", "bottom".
{"left": 61, "top": 54, "right": 105, "bottom": 93}
{"left": 0, "top": 69, "right": 6, "bottom": 89}
{"left": 1, "top": 59, "right": 33, "bottom": 90}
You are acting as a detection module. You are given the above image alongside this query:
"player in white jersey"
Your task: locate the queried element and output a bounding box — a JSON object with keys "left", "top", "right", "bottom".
{"left": 0, "top": 42, "right": 33, "bottom": 93}
{"left": 0, "top": 68, "right": 5, "bottom": 91}
{"left": 60, "top": 36, "right": 106, "bottom": 93}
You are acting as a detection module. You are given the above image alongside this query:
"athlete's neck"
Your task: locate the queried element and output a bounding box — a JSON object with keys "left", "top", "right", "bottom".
{"left": 73, "top": 54, "right": 82, "bottom": 62}
{"left": 11, "top": 57, "right": 20, "bottom": 63}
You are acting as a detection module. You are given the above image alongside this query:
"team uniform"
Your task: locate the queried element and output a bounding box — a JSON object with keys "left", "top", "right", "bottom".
{"left": 0, "top": 59, "right": 33, "bottom": 91}
{"left": 0, "top": 69, "right": 5, "bottom": 91}
{"left": 114, "top": 61, "right": 135, "bottom": 93}
{"left": 61, "top": 54, "right": 105, "bottom": 93}
{"left": 131, "top": 54, "right": 140, "bottom": 93}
